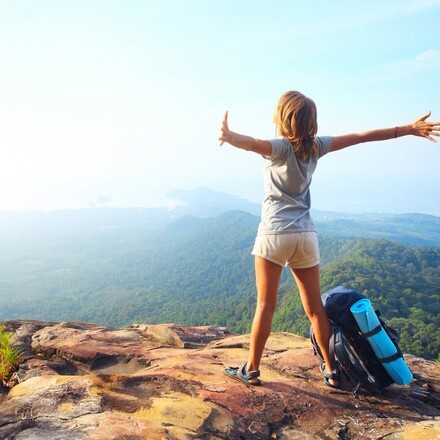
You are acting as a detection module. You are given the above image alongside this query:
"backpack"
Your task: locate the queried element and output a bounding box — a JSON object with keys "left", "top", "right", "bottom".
{"left": 310, "top": 286, "right": 402, "bottom": 395}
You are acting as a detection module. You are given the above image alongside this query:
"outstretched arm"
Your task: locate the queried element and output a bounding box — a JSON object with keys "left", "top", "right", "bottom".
{"left": 218, "top": 111, "right": 272, "bottom": 157}
{"left": 330, "top": 112, "right": 440, "bottom": 153}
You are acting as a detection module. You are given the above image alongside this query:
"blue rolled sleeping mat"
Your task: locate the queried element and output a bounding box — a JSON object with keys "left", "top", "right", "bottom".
{"left": 350, "top": 299, "right": 413, "bottom": 385}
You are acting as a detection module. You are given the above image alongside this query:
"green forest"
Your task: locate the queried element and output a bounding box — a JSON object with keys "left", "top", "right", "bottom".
{"left": 0, "top": 210, "right": 439, "bottom": 360}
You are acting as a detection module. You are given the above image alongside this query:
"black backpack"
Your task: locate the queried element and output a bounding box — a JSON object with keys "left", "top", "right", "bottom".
{"left": 310, "top": 286, "right": 403, "bottom": 395}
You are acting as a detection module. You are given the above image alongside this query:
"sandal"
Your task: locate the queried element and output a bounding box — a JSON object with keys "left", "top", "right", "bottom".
{"left": 319, "top": 362, "right": 340, "bottom": 389}
{"left": 223, "top": 362, "right": 261, "bottom": 386}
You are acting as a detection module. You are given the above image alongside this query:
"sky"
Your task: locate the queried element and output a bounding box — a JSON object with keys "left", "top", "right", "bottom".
{"left": 0, "top": 0, "right": 439, "bottom": 214}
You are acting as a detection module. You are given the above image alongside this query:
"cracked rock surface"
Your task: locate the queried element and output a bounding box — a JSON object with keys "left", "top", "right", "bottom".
{"left": 0, "top": 319, "right": 439, "bottom": 439}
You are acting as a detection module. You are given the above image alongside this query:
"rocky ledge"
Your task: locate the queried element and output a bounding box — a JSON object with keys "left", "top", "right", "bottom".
{"left": 0, "top": 320, "right": 439, "bottom": 440}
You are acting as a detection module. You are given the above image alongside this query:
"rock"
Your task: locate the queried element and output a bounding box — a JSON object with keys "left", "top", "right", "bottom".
{"left": 0, "top": 319, "right": 439, "bottom": 440}
{"left": 127, "top": 323, "right": 229, "bottom": 348}
{"left": 381, "top": 418, "right": 440, "bottom": 439}
{"left": 8, "top": 321, "right": 52, "bottom": 359}
{"left": 30, "top": 322, "right": 154, "bottom": 375}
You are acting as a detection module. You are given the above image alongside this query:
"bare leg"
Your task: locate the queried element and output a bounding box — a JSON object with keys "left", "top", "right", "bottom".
{"left": 246, "top": 256, "right": 283, "bottom": 381}
{"left": 290, "top": 264, "right": 338, "bottom": 385}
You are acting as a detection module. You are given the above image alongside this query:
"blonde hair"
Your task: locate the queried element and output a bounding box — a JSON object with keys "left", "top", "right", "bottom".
{"left": 274, "top": 91, "right": 318, "bottom": 160}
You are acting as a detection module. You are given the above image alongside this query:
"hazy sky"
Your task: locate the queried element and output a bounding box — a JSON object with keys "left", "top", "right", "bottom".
{"left": 1, "top": 0, "right": 439, "bottom": 214}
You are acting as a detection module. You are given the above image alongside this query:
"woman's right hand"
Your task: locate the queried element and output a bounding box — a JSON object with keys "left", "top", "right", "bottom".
{"left": 218, "top": 110, "right": 231, "bottom": 146}
{"left": 410, "top": 111, "right": 440, "bottom": 142}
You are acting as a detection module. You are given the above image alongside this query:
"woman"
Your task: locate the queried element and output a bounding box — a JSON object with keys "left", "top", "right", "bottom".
{"left": 219, "top": 90, "right": 439, "bottom": 388}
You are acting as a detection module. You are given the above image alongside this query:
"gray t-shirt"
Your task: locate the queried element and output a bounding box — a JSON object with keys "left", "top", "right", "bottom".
{"left": 257, "top": 136, "right": 333, "bottom": 235}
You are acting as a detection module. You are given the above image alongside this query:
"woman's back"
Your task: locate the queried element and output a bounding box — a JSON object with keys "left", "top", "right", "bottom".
{"left": 258, "top": 136, "right": 333, "bottom": 235}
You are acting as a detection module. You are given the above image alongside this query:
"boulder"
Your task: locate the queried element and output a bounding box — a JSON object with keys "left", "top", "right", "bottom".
{"left": 128, "top": 323, "right": 230, "bottom": 348}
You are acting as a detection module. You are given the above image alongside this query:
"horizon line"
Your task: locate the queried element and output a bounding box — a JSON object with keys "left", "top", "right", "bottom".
{"left": 0, "top": 205, "right": 438, "bottom": 219}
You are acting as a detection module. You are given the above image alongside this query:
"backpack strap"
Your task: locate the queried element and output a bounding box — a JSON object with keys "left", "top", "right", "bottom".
{"left": 380, "top": 318, "right": 400, "bottom": 342}
{"left": 328, "top": 324, "right": 338, "bottom": 367}
{"left": 376, "top": 352, "right": 402, "bottom": 364}
{"left": 361, "top": 324, "right": 382, "bottom": 338}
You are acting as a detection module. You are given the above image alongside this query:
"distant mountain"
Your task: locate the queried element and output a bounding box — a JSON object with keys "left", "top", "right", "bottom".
{"left": 314, "top": 211, "right": 440, "bottom": 246}
{"left": 0, "top": 187, "right": 261, "bottom": 239}
{"left": 167, "top": 187, "right": 261, "bottom": 217}
{"left": 1, "top": 187, "right": 439, "bottom": 246}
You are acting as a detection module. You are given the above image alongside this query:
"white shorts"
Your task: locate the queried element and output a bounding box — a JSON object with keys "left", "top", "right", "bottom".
{"left": 251, "top": 232, "right": 320, "bottom": 269}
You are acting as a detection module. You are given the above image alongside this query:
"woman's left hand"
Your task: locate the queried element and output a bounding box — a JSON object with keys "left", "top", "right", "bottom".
{"left": 410, "top": 111, "right": 440, "bottom": 142}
